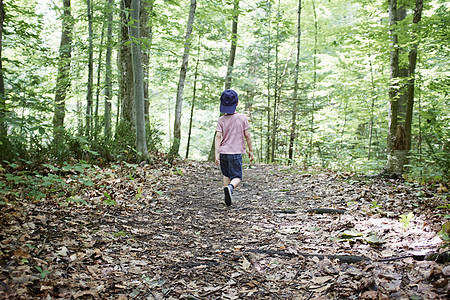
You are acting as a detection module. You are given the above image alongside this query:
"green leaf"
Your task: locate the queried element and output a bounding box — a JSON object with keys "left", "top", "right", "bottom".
{"left": 365, "top": 234, "right": 386, "bottom": 245}
{"left": 340, "top": 229, "right": 363, "bottom": 239}
{"left": 399, "top": 212, "right": 414, "bottom": 228}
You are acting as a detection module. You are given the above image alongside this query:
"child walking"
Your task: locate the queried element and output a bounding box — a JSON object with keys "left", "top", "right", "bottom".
{"left": 215, "top": 89, "right": 254, "bottom": 206}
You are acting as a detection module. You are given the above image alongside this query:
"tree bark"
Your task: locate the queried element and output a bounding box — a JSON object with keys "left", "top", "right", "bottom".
{"left": 141, "top": 0, "right": 154, "bottom": 123}
{"left": 104, "top": 0, "right": 114, "bottom": 141}
{"left": 94, "top": 20, "right": 105, "bottom": 140}
{"left": 288, "top": 0, "right": 302, "bottom": 163}
{"left": 169, "top": 0, "right": 197, "bottom": 159}
{"left": 270, "top": 0, "right": 281, "bottom": 163}
{"left": 186, "top": 45, "right": 200, "bottom": 159}
{"left": 224, "top": 0, "right": 240, "bottom": 90}
{"left": 404, "top": 0, "right": 423, "bottom": 152}
{"left": 385, "top": 0, "right": 423, "bottom": 175}
{"left": 0, "top": 0, "right": 6, "bottom": 140}
{"left": 52, "top": 0, "right": 73, "bottom": 144}
{"left": 85, "top": 0, "right": 94, "bottom": 139}
{"left": 130, "top": 0, "right": 148, "bottom": 161}
{"left": 119, "top": 0, "right": 135, "bottom": 130}
{"left": 104, "top": 0, "right": 113, "bottom": 141}
{"left": 0, "top": 0, "right": 4, "bottom": 111}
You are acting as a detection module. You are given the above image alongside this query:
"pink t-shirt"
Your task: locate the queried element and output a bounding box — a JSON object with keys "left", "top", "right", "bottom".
{"left": 216, "top": 113, "right": 250, "bottom": 154}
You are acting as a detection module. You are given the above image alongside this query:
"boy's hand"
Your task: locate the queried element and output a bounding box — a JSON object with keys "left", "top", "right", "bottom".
{"left": 215, "top": 154, "right": 220, "bottom": 166}
{"left": 248, "top": 151, "right": 254, "bottom": 162}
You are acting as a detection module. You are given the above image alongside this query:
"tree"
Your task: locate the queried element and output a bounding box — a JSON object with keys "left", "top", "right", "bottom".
{"left": 385, "top": 0, "right": 423, "bottom": 175}
{"left": 169, "top": 0, "right": 197, "bottom": 159}
{"left": 0, "top": 0, "right": 4, "bottom": 111}
{"left": 119, "top": 0, "right": 135, "bottom": 131}
{"left": 129, "top": 0, "right": 148, "bottom": 161}
{"left": 52, "top": 0, "right": 73, "bottom": 145}
{"left": 207, "top": 0, "right": 240, "bottom": 162}
{"left": 224, "top": 0, "right": 240, "bottom": 90}
{"left": 0, "top": 0, "right": 5, "bottom": 139}
{"left": 288, "top": 0, "right": 302, "bottom": 163}
{"left": 85, "top": 0, "right": 94, "bottom": 139}
{"left": 104, "top": 0, "right": 114, "bottom": 141}
{"left": 186, "top": 43, "right": 200, "bottom": 159}
{"left": 141, "top": 0, "right": 154, "bottom": 122}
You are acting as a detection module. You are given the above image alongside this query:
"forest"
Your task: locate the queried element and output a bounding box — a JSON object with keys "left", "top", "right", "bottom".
{"left": 0, "top": 0, "right": 448, "bottom": 178}
{"left": 0, "top": 0, "right": 450, "bottom": 299}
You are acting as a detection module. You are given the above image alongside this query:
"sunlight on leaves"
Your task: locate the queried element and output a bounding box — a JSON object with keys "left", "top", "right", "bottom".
{"left": 399, "top": 212, "right": 414, "bottom": 228}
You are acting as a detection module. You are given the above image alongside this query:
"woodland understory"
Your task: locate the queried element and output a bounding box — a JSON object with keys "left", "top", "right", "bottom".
{"left": 0, "top": 160, "right": 449, "bottom": 299}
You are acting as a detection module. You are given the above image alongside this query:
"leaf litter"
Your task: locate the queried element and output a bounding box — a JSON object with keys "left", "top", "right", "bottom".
{"left": 0, "top": 160, "right": 449, "bottom": 299}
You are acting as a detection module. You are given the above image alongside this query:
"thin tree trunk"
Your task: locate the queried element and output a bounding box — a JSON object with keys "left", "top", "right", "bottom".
{"left": 265, "top": 1, "right": 272, "bottom": 163}
{"left": 53, "top": 0, "right": 73, "bottom": 144}
{"left": 309, "top": 0, "right": 318, "bottom": 162}
{"left": 104, "top": 0, "right": 113, "bottom": 141}
{"left": 404, "top": 0, "right": 423, "bottom": 152}
{"left": 289, "top": 0, "right": 302, "bottom": 163}
{"left": 94, "top": 18, "right": 106, "bottom": 141}
{"left": 0, "top": 0, "right": 6, "bottom": 141}
{"left": 207, "top": 0, "right": 240, "bottom": 161}
{"left": 368, "top": 51, "right": 376, "bottom": 160}
{"left": 0, "top": 0, "right": 4, "bottom": 111}
{"left": 85, "top": 0, "right": 94, "bottom": 139}
{"left": 169, "top": 0, "right": 197, "bottom": 159}
{"left": 130, "top": 0, "right": 148, "bottom": 161}
{"left": 186, "top": 44, "right": 200, "bottom": 159}
{"left": 270, "top": 0, "right": 281, "bottom": 163}
{"left": 224, "top": 0, "right": 240, "bottom": 90}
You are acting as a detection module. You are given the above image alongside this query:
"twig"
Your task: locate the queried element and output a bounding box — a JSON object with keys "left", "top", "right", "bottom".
{"left": 36, "top": 236, "right": 47, "bottom": 256}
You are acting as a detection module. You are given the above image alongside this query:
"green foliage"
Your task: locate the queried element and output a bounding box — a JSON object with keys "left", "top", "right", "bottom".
{"left": 370, "top": 200, "right": 382, "bottom": 211}
{"left": 399, "top": 212, "right": 414, "bottom": 228}
{"left": 0, "top": 0, "right": 448, "bottom": 182}
{"left": 103, "top": 192, "right": 117, "bottom": 206}
{"left": 35, "top": 266, "right": 51, "bottom": 280}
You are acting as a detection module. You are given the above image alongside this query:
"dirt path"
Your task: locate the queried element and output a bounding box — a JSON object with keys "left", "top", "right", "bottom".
{"left": 1, "top": 161, "right": 449, "bottom": 299}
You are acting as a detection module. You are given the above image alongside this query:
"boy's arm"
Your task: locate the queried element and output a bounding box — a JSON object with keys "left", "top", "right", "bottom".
{"left": 214, "top": 131, "right": 223, "bottom": 166}
{"left": 244, "top": 129, "right": 254, "bottom": 162}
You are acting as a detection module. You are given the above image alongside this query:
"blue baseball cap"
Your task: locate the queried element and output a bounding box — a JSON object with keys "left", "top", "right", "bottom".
{"left": 220, "top": 89, "right": 238, "bottom": 114}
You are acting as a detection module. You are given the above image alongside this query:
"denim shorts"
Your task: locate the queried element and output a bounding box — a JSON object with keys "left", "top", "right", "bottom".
{"left": 220, "top": 154, "right": 243, "bottom": 180}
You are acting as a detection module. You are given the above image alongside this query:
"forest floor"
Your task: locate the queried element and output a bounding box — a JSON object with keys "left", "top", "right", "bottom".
{"left": 0, "top": 160, "right": 449, "bottom": 299}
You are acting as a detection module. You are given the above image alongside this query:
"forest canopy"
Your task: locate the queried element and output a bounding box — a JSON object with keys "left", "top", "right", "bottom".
{"left": 0, "top": 0, "right": 449, "bottom": 182}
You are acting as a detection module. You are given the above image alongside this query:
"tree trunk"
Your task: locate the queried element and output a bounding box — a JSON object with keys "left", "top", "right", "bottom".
{"left": 94, "top": 20, "right": 105, "bottom": 141}
{"left": 309, "top": 0, "right": 318, "bottom": 162}
{"left": 52, "top": 0, "right": 73, "bottom": 144}
{"left": 0, "top": 0, "right": 4, "bottom": 111}
{"left": 130, "top": 0, "right": 148, "bottom": 161}
{"left": 265, "top": 1, "right": 272, "bottom": 163}
{"left": 404, "top": 0, "right": 423, "bottom": 152}
{"left": 141, "top": 0, "right": 154, "bottom": 123}
{"left": 385, "top": 0, "right": 422, "bottom": 175}
{"left": 224, "top": 0, "right": 240, "bottom": 90}
{"left": 207, "top": 0, "right": 240, "bottom": 162}
{"left": 289, "top": 0, "right": 302, "bottom": 163}
{"left": 119, "top": 0, "right": 135, "bottom": 130}
{"left": 85, "top": 0, "right": 94, "bottom": 140}
{"left": 169, "top": 0, "right": 197, "bottom": 159}
{"left": 186, "top": 45, "right": 200, "bottom": 159}
{"left": 270, "top": 1, "right": 280, "bottom": 163}
{"left": 0, "top": 0, "right": 6, "bottom": 140}
{"left": 104, "top": 0, "right": 113, "bottom": 141}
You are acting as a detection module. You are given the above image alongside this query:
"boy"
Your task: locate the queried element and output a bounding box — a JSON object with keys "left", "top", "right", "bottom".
{"left": 215, "top": 89, "right": 254, "bottom": 206}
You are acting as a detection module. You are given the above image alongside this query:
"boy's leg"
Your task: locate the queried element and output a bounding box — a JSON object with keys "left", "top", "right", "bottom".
{"left": 229, "top": 178, "right": 241, "bottom": 189}
{"left": 221, "top": 154, "right": 243, "bottom": 206}
{"left": 223, "top": 176, "right": 231, "bottom": 187}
